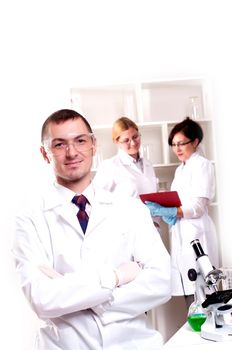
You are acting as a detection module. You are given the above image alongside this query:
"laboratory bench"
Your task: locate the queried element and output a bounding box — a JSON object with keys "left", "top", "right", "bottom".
{"left": 163, "top": 321, "right": 232, "bottom": 350}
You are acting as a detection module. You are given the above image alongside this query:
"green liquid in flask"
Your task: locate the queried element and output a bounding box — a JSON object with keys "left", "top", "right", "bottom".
{"left": 187, "top": 313, "right": 207, "bottom": 332}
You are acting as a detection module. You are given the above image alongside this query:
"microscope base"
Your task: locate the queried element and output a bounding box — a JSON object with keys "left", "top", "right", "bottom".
{"left": 201, "top": 323, "right": 232, "bottom": 342}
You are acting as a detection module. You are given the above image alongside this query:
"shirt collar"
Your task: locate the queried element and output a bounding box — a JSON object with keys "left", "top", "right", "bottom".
{"left": 54, "top": 182, "right": 95, "bottom": 206}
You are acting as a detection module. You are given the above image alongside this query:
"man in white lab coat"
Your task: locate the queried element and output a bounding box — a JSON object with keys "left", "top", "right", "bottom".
{"left": 13, "top": 109, "right": 171, "bottom": 350}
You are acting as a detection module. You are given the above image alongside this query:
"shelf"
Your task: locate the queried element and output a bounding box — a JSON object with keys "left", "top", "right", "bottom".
{"left": 154, "top": 163, "right": 180, "bottom": 168}
{"left": 91, "top": 119, "right": 212, "bottom": 131}
{"left": 71, "top": 83, "right": 139, "bottom": 125}
{"left": 140, "top": 81, "right": 204, "bottom": 123}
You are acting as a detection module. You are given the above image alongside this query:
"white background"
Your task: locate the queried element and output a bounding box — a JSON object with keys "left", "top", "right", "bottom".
{"left": 1, "top": 1, "right": 232, "bottom": 348}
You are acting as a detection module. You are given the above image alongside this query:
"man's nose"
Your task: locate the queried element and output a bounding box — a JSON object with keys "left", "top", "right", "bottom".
{"left": 66, "top": 143, "right": 78, "bottom": 155}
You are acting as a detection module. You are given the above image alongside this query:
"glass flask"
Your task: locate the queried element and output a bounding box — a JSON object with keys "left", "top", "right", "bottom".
{"left": 187, "top": 295, "right": 207, "bottom": 332}
{"left": 187, "top": 96, "right": 200, "bottom": 120}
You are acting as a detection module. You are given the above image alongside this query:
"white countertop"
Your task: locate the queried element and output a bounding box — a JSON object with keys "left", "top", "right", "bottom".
{"left": 163, "top": 322, "right": 232, "bottom": 350}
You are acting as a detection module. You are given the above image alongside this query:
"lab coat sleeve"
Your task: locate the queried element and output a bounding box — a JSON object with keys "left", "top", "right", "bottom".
{"left": 181, "top": 158, "right": 215, "bottom": 218}
{"left": 190, "top": 158, "right": 215, "bottom": 199}
{"left": 182, "top": 197, "right": 209, "bottom": 219}
{"left": 92, "top": 202, "right": 172, "bottom": 325}
{"left": 12, "top": 211, "right": 117, "bottom": 320}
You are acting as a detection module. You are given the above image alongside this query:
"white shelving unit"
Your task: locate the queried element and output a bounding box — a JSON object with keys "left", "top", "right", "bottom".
{"left": 70, "top": 78, "right": 216, "bottom": 196}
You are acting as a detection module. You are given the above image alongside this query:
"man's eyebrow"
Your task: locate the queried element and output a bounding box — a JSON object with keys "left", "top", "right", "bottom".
{"left": 52, "top": 137, "right": 65, "bottom": 142}
{"left": 51, "top": 137, "right": 65, "bottom": 142}
{"left": 49, "top": 134, "right": 91, "bottom": 144}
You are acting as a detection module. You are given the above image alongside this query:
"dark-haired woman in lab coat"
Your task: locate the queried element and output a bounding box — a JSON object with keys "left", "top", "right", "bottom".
{"left": 146, "top": 117, "right": 219, "bottom": 308}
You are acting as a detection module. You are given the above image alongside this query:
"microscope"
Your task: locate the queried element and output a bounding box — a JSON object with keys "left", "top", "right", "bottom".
{"left": 188, "top": 239, "right": 232, "bottom": 342}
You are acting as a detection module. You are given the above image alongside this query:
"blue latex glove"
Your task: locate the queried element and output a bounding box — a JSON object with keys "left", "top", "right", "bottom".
{"left": 145, "top": 201, "right": 177, "bottom": 218}
{"left": 162, "top": 215, "right": 177, "bottom": 226}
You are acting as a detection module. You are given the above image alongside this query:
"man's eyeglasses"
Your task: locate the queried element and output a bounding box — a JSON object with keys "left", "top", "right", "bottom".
{"left": 118, "top": 133, "right": 141, "bottom": 146}
{"left": 44, "top": 133, "right": 95, "bottom": 156}
{"left": 171, "top": 140, "right": 192, "bottom": 148}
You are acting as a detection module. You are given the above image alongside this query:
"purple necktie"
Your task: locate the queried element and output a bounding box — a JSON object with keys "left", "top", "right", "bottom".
{"left": 72, "top": 195, "right": 89, "bottom": 233}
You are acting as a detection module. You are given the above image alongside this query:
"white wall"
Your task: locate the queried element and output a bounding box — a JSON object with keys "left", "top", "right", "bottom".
{"left": 1, "top": 0, "right": 232, "bottom": 348}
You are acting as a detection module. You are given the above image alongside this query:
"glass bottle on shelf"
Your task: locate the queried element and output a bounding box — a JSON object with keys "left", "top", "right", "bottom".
{"left": 141, "top": 144, "right": 150, "bottom": 161}
{"left": 187, "top": 293, "right": 207, "bottom": 332}
{"left": 187, "top": 96, "right": 200, "bottom": 120}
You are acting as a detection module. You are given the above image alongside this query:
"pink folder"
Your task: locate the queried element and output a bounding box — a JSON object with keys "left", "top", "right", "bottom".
{"left": 140, "top": 191, "right": 182, "bottom": 207}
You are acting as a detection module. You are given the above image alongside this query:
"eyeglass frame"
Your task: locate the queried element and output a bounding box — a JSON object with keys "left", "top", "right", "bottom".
{"left": 43, "top": 133, "right": 96, "bottom": 156}
{"left": 117, "top": 133, "right": 141, "bottom": 146}
{"left": 170, "top": 140, "right": 193, "bottom": 148}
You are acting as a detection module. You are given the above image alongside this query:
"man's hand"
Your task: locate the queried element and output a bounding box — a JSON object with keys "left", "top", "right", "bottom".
{"left": 114, "top": 261, "right": 141, "bottom": 286}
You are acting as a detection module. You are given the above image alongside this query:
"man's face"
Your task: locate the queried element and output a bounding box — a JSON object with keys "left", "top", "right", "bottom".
{"left": 41, "top": 118, "right": 96, "bottom": 189}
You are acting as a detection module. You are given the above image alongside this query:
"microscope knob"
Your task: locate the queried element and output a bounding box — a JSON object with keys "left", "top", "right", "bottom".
{"left": 188, "top": 268, "right": 198, "bottom": 281}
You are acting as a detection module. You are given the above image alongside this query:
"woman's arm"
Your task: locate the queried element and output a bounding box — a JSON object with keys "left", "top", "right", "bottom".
{"left": 180, "top": 197, "right": 209, "bottom": 219}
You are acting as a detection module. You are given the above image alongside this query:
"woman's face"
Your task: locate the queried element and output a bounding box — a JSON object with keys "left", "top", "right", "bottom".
{"left": 171, "top": 132, "right": 199, "bottom": 162}
{"left": 116, "top": 127, "right": 141, "bottom": 158}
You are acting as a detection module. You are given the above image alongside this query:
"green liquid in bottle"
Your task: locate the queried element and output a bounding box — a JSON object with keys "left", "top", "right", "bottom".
{"left": 187, "top": 313, "right": 207, "bottom": 332}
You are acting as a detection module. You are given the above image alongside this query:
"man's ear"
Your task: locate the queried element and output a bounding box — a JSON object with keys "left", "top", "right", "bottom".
{"left": 40, "top": 146, "right": 51, "bottom": 164}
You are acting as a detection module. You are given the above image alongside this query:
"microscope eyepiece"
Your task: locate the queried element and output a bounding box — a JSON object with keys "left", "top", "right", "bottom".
{"left": 191, "top": 239, "right": 205, "bottom": 258}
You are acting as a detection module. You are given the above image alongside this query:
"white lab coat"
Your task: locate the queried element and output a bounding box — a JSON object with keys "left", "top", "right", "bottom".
{"left": 170, "top": 152, "right": 219, "bottom": 296}
{"left": 93, "top": 149, "right": 157, "bottom": 197}
{"left": 13, "top": 182, "right": 171, "bottom": 350}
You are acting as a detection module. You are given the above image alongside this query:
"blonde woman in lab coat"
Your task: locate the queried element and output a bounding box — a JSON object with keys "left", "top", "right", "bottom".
{"left": 93, "top": 117, "right": 158, "bottom": 197}
{"left": 146, "top": 117, "right": 219, "bottom": 308}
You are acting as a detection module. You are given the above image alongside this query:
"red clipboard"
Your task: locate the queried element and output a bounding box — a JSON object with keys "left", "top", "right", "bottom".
{"left": 140, "top": 191, "right": 181, "bottom": 207}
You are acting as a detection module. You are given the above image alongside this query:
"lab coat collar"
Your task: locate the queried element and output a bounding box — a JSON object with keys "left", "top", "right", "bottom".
{"left": 41, "top": 182, "right": 66, "bottom": 211}
{"left": 42, "top": 181, "right": 115, "bottom": 236}
{"left": 119, "top": 149, "right": 154, "bottom": 175}
{"left": 181, "top": 151, "right": 199, "bottom": 168}
{"left": 118, "top": 148, "right": 140, "bottom": 165}
{"left": 42, "top": 182, "right": 113, "bottom": 210}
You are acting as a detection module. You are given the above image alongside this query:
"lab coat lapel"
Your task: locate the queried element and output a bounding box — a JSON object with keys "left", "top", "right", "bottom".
{"left": 56, "top": 204, "right": 82, "bottom": 233}
{"left": 119, "top": 149, "right": 141, "bottom": 174}
{"left": 43, "top": 184, "right": 114, "bottom": 235}
{"left": 43, "top": 185, "right": 83, "bottom": 234}
{"left": 86, "top": 189, "right": 114, "bottom": 234}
